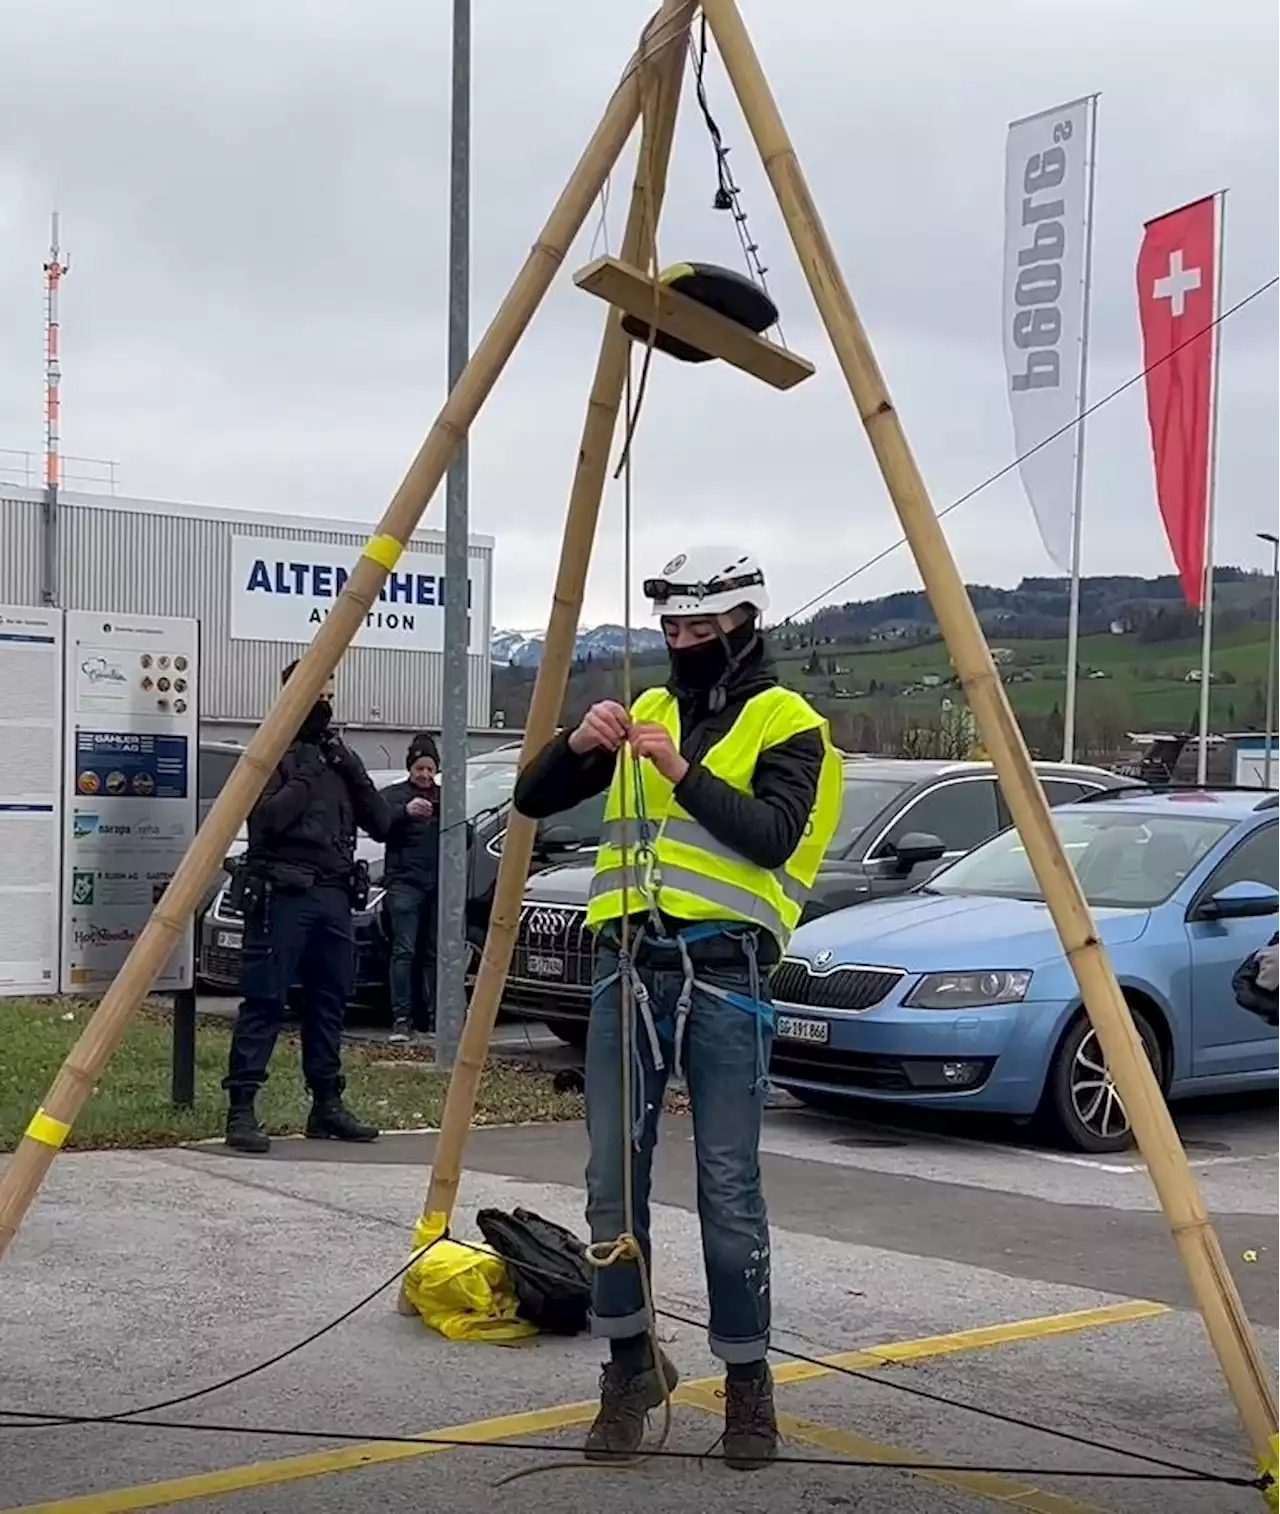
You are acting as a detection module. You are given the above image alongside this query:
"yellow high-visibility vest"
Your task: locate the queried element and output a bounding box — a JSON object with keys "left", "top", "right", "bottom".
{"left": 585, "top": 684, "right": 843, "bottom": 949}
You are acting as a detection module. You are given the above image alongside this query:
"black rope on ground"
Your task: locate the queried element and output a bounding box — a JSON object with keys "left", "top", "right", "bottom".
{"left": 0, "top": 1407, "right": 1266, "bottom": 1489}
{"left": 0, "top": 1238, "right": 443, "bottom": 1432}
{"left": 0, "top": 1234, "right": 1261, "bottom": 1493}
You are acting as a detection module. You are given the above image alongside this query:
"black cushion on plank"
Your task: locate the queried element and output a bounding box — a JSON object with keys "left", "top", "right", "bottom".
{"left": 621, "top": 262, "right": 778, "bottom": 364}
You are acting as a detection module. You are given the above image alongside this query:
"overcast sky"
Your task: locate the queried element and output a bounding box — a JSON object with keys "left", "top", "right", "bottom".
{"left": 1, "top": 0, "right": 1276, "bottom": 631}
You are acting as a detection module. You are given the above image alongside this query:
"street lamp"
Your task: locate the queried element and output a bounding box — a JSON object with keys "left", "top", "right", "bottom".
{"left": 1259, "top": 531, "right": 1279, "bottom": 790}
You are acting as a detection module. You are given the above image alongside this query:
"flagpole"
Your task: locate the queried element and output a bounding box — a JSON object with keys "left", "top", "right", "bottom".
{"left": 1062, "top": 93, "right": 1100, "bottom": 761}
{"left": 1195, "top": 188, "right": 1227, "bottom": 784}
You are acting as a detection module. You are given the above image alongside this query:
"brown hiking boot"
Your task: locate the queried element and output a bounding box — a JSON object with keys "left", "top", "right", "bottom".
{"left": 723, "top": 1364, "right": 778, "bottom": 1470}
{"left": 583, "top": 1351, "right": 679, "bottom": 1460}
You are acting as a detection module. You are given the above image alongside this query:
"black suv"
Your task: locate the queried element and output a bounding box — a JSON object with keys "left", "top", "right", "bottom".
{"left": 501, "top": 758, "right": 1137, "bottom": 1044}
{"left": 196, "top": 744, "right": 608, "bottom": 1007}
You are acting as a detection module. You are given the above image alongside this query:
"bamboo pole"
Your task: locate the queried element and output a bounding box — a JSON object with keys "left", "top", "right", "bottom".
{"left": 701, "top": 0, "right": 1278, "bottom": 1471}
{"left": 0, "top": 0, "right": 694, "bottom": 1266}
{"left": 397, "top": 12, "right": 691, "bottom": 1308}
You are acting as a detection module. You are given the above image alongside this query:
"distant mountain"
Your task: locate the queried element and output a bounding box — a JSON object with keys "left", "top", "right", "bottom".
{"left": 798, "top": 569, "right": 1271, "bottom": 646}
{"left": 491, "top": 622, "right": 666, "bottom": 668}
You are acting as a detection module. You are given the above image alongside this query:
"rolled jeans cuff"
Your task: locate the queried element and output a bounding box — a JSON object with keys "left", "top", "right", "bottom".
{"left": 589, "top": 1307, "right": 651, "bottom": 1340}
{"left": 710, "top": 1331, "right": 770, "bottom": 1365}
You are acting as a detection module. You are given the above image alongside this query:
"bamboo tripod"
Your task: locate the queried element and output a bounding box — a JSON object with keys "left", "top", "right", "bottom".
{"left": 0, "top": 0, "right": 1274, "bottom": 1489}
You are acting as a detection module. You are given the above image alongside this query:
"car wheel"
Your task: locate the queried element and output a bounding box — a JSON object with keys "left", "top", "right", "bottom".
{"left": 1039, "top": 1008, "right": 1163, "bottom": 1155}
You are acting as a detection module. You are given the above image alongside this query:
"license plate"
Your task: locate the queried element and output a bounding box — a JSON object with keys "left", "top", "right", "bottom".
{"left": 526, "top": 954, "right": 564, "bottom": 978}
{"left": 216, "top": 930, "right": 243, "bottom": 950}
{"left": 775, "top": 1014, "right": 829, "bottom": 1044}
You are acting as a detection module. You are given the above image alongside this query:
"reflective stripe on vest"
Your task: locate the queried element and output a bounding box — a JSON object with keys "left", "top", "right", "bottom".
{"left": 598, "top": 816, "right": 809, "bottom": 907}
{"left": 587, "top": 862, "right": 788, "bottom": 944}
{"left": 585, "top": 684, "right": 843, "bottom": 946}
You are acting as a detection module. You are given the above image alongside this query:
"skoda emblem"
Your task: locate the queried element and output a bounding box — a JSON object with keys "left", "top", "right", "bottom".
{"left": 813, "top": 949, "right": 834, "bottom": 969}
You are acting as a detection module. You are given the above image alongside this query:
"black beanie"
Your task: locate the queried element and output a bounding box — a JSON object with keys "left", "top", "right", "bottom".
{"left": 407, "top": 733, "right": 440, "bottom": 769}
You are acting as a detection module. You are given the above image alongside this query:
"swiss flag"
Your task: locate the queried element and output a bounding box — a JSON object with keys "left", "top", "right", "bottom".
{"left": 1136, "top": 196, "right": 1218, "bottom": 609}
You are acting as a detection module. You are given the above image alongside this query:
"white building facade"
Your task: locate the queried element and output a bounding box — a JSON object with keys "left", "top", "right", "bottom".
{"left": 0, "top": 486, "right": 495, "bottom": 756}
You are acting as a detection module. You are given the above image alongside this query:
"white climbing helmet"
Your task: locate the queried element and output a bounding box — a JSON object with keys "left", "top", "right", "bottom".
{"left": 643, "top": 545, "right": 769, "bottom": 619}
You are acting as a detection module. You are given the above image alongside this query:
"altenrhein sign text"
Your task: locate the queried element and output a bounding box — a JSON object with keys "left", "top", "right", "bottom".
{"left": 229, "top": 535, "right": 487, "bottom": 654}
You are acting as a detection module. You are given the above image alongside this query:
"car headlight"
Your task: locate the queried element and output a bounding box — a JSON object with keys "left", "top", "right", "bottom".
{"left": 905, "top": 970, "right": 1033, "bottom": 1010}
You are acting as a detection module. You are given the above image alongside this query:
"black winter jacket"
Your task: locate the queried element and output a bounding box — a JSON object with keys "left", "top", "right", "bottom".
{"left": 246, "top": 736, "right": 391, "bottom": 886}
{"left": 380, "top": 778, "right": 442, "bottom": 890}
{"left": 514, "top": 641, "right": 825, "bottom": 940}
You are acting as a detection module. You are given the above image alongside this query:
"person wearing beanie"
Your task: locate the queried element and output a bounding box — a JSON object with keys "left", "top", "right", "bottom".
{"left": 380, "top": 733, "right": 443, "bottom": 1040}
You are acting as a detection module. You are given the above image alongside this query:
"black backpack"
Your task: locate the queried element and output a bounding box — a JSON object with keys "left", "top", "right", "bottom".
{"left": 476, "top": 1206, "right": 593, "bottom": 1335}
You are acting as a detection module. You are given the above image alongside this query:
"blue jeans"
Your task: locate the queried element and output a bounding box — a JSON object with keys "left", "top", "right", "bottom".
{"left": 224, "top": 882, "right": 354, "bottom": 1097}
{"left": 584, "top": 934, "right": 773, "bottom": 1364}
{"left": 385, "top": 881, "right": 437, "bottom": 1030}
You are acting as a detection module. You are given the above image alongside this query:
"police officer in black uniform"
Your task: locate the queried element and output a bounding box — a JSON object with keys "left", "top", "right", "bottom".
{"left": 223, "top": 661, "right": 392, "bottom": 1154}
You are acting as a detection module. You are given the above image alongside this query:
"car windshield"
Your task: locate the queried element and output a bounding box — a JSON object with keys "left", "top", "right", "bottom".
{"left": 924, "top": 808, "right": 1236, "bottom": 908}
{"left": 829, "top": 774, "right": 914, "bottom": 854}
{"left": 462, "top": 757, "right": 519, "bottom": 819}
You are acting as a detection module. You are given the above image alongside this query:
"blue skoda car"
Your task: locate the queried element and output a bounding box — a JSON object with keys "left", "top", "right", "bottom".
{"left": 769, "top": 789, "right": 1278, "bottom": 1152}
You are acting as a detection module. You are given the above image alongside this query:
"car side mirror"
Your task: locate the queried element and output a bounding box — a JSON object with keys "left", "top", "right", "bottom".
{"left": 536, "top": 822, "right": 581, "bottom": 854}
{"left": 1197, "top": 879, "right": 1280, "bottom": 921}
{"left": 888, "top": 831, "right": 947, "bottom": 874}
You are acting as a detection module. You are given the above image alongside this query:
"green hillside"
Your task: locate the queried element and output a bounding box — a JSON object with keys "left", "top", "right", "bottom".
{"left": 777, "top": 624, "right": 1270, "bottom": 753}
{"left": 491, "top": 566, "right": 1274, "bottom": 761}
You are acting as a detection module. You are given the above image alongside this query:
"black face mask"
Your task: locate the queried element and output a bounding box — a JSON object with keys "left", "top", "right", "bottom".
{"left": 668, "top": 618, "right": 758, "bottom": 696}
{"left": 298, "top": 700, "right": 333, "bottom": 742}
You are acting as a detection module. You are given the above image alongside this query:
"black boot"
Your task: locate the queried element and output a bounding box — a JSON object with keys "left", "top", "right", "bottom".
{"left": 723, "top": 1362, "right": 778, "bottom": 1470}
{"left": 583, "top": 1349, "right": 679, "bottom": 1461}
{"left": 305, "top": 1079, "right": 379, "bottom": 1143}
{"left": 225, "top": 1093, "right": 270, "bottom": 1155}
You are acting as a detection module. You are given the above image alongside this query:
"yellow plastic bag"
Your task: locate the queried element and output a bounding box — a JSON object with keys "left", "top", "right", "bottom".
{"left": 403, "top": 1213, "right": 537, "bottom": 1343}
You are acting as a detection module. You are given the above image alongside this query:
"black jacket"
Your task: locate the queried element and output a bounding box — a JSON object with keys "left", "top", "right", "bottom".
{"left": 380, "top": 778, "right": 442, "bottom": 890}
{"left": 246, "top": 736, "right": 391, "bottom": 886}
{"left": 1232, "top": 932, "right": 1278, "bottom": 1027}
{"left": 514, "top": 640, "right": 825, "bottom": 878}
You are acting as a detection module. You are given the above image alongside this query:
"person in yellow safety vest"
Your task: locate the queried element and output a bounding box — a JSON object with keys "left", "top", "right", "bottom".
{"left": 513, "top": 545, "right": 843, "bottom": 1471}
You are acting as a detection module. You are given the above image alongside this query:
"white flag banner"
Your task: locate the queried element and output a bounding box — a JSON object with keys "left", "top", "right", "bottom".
{"left": 1002, "top": 98, "right": 1091, "bottom": 570}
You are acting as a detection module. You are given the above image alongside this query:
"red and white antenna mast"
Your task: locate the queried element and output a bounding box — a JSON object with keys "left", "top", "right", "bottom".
{"left": 43, "top": 211, "right": 69, "bottom": 492}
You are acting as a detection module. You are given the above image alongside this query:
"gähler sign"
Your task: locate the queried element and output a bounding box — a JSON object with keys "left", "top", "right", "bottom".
{"left": 229, "top": 535, "right": 487, "bottom": 654}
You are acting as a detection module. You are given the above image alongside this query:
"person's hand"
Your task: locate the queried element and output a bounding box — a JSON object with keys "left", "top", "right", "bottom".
{"left": 287, "top": 746, "right": 327, "bottom": 783}
{"left": 568, "top": 700, "right": 630, "bottom": 756}
{"left": 406, "top": 795, "right": 434, "bottom": 819}
{"left": 319, "top": 733, "right": 362, "bottom": 782}
{"left": 629, "top": 722, "right": 689, "bottom": 785}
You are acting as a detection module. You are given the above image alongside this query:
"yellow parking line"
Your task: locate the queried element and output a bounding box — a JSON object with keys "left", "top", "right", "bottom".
{"left": 6, "top": 1300, "right": 1167, "bottom": 1514}
{"left": 687, "top": 1395, "right": 1112, "bottom": 1514}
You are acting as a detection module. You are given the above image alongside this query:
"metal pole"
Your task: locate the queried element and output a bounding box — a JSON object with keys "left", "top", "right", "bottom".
{"left": 1261, "top": 531, "right": 1279, "bottom": 790}
{"left": 170, "top": 989, "right": 196, "bottom": 1108}
{"left": 436, "top": 0, "right": 472, "bottom": 1072}
{"left": 1061, "top": 94, "right": 1099, "bottom": 762}
{"left": 1196, "top": 188, "right": 1227, "bottom": 785}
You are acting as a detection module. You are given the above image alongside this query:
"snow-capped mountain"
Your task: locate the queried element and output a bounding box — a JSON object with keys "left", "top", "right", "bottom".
{"left": 491, "top": 623, "right": 665, "bottom": 668}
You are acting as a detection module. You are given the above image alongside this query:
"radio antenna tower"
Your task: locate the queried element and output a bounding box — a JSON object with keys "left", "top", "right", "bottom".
{"left": 43, "top": 212, "right": 69, "bottom": 492}
{"left": 41, "top": 212, "right": 69, "bottom": 604}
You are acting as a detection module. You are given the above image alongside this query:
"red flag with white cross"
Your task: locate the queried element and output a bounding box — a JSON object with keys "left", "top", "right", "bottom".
{"left": 1136, "top": 195, "right": 1218, "bottom": 609}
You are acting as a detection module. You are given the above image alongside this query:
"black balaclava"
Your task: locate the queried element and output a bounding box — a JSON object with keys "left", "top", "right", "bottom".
{"left": 668, "top": 612, "right": 759, "bottom": 713}
{"left": 297, "top": 699, "right": 333, "bottom": 743}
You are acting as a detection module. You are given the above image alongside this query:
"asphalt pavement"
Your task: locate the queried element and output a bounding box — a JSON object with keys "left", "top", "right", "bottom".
{"left": 1, "top": 1081, "right": 1275, "bottom": 1514}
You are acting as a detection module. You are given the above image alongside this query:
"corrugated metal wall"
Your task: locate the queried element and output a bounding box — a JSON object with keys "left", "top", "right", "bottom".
{"left": 0, "top": 491, "right": 492, "bottom": 729}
